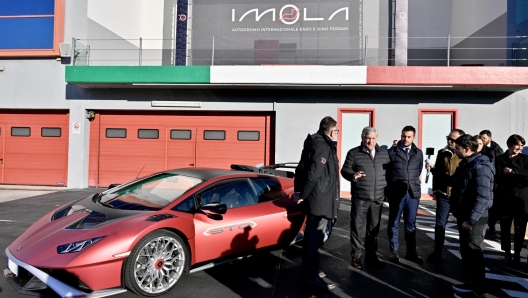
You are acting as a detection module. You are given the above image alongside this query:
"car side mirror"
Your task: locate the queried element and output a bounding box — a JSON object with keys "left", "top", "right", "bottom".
{"left": 108, "top": 184, "right": 120, "bottom": 190}
{"left": 200, "top": 202, "right": 227, "bottom": 215}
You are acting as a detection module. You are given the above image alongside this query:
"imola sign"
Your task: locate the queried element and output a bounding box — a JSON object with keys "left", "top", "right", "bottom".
{"left": 232, "top": 5, "right": 349, "bottom": 25}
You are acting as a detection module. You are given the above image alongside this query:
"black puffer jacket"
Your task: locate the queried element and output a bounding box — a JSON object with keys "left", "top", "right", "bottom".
{"left": 341, "top": 144, "right": 390, "bottom": 202}
{"left": 450, "top": 153, "right": 495, "bottom": 225}
{"left": 494, "top": 152, "right": 528, "bottom": 215}
{"left": 294, "top": 131, "right": 340, "bottom": 219}
{"left": 387, "top": 142, "right": 424, "bottom": 199}
{"left": 481, "top": 141, "right": 504, "bottom": 162}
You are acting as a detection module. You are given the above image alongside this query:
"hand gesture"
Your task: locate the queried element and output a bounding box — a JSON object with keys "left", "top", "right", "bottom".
{"left": 503, "top": 167, "right": 513, "bottom": 174}
{"left": 353, "top": 171, "right": 366, "bottom": 180}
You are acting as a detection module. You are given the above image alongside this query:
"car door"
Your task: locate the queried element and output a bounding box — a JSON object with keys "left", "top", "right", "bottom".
{"left": 193, "top": 179, "right": 267, "bottom": 263}
{"left": 249, "top": 178, "right": 305, "bottom": 245}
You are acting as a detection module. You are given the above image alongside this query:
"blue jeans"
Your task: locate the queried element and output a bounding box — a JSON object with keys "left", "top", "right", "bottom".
{"left": 434, "top": 195, "right": 451, "bottom": 250}
{"left": 388, "top": 190, "right": 419, "bottom": 253}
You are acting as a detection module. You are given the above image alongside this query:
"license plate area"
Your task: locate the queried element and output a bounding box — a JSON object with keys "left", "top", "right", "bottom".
{"left": 8, "top": 258, "right": 18, "bottom": 276}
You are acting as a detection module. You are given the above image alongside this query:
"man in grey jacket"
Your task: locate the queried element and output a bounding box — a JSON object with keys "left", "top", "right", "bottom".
{"left": 341, "top": 126, "right": 390, "bottom": 269}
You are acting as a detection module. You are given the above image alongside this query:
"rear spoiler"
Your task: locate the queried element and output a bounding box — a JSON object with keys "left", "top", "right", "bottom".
{"left": 230, "top": 162, "right": 298, "bottom": 178}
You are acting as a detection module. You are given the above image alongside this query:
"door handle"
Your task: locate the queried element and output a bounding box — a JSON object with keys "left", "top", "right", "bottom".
{"left": 189, "top": 163, "right": 195, "bottom": 166}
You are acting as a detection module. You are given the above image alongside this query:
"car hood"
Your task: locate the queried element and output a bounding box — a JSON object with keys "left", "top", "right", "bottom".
{"left": 8, "top": 194, "right": 151, "bottom": 266}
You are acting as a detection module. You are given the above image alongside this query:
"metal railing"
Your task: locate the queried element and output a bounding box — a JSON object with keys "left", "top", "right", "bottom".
{"left": 72, "top": 35, "right": 528, "bottom": 67}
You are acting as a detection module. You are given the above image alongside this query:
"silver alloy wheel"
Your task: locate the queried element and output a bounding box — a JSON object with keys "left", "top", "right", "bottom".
{"left": 133, "top": 235, "right": 185, "bottom": 294}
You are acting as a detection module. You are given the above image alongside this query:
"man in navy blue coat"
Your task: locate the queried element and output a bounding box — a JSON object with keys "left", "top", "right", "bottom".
{"left": 387, "top": 126, "right": 424, "bottom": 264}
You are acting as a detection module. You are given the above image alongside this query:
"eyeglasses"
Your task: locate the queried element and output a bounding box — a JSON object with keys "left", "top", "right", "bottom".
{"left": 332, "top": 129, "right": 340, "bottom": 134}
{"left": 446, "top": 136, "right": 456, "bottom": 142}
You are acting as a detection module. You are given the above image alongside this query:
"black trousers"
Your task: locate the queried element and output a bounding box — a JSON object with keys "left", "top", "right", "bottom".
{"left": 500, "top": 212, "right": 528, "bottom": 256}
{"left": 350, "top": 199, "right": 383, "bottom": 258}
{"left": 457, "top": 216, "right": 487, "bottom": 295}
{"left": 302, "top": 214, "right": 328, "bottom": 279}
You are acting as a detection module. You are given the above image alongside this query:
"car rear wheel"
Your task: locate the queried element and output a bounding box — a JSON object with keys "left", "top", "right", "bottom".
{"left": 125, "top": 230, "right": 189, "bottom": 297}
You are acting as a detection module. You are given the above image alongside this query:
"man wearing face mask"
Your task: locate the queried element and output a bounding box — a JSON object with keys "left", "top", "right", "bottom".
{"left": 426, "top": 128, "right": 465, "bottom": 263}
{"left": 294, "top": 116, "right": 340, "bottom": 290}
{"left": 341, "top": 126, "right": 390, "bottom": 270}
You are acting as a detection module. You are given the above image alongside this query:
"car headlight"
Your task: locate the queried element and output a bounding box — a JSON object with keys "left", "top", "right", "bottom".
{"left": 57, "top": 236, "right": 106, "bottom": 254}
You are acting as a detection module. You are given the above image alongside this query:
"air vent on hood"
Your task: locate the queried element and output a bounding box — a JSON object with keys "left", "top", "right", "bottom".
{"left": 146, "top": 214, "right": 177, "bottom": 222}
{"left": 66, "top": 211, "right": 108, "bottom": 230}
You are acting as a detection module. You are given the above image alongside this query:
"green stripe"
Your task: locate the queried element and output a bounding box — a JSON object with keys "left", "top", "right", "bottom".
{"left": 66, "top": 66, "right": 211, "bottom": 84}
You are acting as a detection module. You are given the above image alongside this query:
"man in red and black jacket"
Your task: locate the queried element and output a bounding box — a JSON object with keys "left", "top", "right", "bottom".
{"left": 294, "top": 116, "right": 340, "bottom": 291}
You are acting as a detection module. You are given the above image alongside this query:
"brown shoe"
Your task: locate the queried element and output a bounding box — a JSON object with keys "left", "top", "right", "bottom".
{"left": 351, "top": 257, "right": 362, "bottom": 269}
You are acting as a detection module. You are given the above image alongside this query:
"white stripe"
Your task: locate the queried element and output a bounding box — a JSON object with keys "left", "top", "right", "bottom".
{"left": 502, "top": 289, "right": 528, "bottom": 298}
{"left": 486, "top": 273, "right": 528, "bottom": 290}
{"left": 0, "top": 219, "right": 15, "bottom": 222}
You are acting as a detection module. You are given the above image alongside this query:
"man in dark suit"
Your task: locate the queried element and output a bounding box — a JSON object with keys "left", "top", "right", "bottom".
{"left": 387, "top": 126, "right": 424, "bottom": 264}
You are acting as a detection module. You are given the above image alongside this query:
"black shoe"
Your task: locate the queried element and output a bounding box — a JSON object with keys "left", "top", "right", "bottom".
{"left": 365, "top": 255, "right": 386, "bottom": 269}
{"left": 351, "top": 257, "right": 363, "bottom": 269}
{"left": 454, "top": 291, "right": 486, "bottom": 298}
{"left": 427, "top": 250, "right": 442, "bottom": 264}
{"left": 389, "top": 251, "right": 400, "bottom": 264}
{"left": 406, "top": 253, "right": 423, "bottom": 264}
{"left": 453, "top": 283, "right": 472, "bottom": 293}
{"left": 305, "top": 277, "right": 336, "bottom": 290}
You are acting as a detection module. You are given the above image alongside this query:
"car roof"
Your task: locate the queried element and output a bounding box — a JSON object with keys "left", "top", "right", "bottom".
{"left": 163, "top": 168, "right": 258, "bottom": 181}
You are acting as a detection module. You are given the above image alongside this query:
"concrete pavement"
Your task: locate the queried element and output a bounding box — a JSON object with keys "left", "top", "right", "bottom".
{"left": 0, "top": 189, "right": 527, "bottom": 298}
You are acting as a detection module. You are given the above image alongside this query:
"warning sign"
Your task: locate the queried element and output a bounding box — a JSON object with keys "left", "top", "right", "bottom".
{"left": 72, "top": 122, "right": 81, "bottom": 134}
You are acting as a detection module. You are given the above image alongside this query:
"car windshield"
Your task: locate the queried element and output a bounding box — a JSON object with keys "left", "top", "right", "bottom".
{"left": 99, "top": 173, "right": 203, "bottom": 211}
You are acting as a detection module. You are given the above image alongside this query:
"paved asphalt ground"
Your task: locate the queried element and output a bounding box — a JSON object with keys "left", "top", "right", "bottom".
{"left": 1, "top": 189, "right": 528, "bottom": 298}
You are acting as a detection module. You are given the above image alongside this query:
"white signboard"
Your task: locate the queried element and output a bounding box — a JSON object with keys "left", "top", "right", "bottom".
{"left": 72, "top": 122, "right": 81, "bottom": 134}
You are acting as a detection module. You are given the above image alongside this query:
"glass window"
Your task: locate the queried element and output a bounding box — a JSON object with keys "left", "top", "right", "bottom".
{"left": 106, "top": 128, "right": 126, "bottom": 138}
{"left": 172, "top": 196, "right": 196, "bottom": 213}
{"left": 0, "top": 0, "right": 55, "bottom": 16}
{"left": 171, "top": 130, "right": 192, "bottom": 140}
{"left": 198, "top": 180, "right": 257, "bottom": 209}
{"left": 99, "top": 173, "right": 203, "bottom": 211}
{"left": 11, "top": 127, "right": 30, "bottom": 137}
{"left": 0, "top": 18, "right": 54, "bottom": 50}
{"left": 138, "top": 129, "right": 159, "bottom": 139}
{"left": 41, "top": 127, "right": 61, "bottom": 137}
{"left": 251, "top": 179, "right": 282, "bottom": 203}
{"left": 238, "top": 131, "right": 260, "bottom": 141}
{"left": 204, "top": 130, "right": 225, "bottom": 140}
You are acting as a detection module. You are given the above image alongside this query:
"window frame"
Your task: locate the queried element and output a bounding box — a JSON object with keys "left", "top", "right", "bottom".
{"left": 203, "top": 130, "right": 226, "bottom": 141}
{"left": 418, "top": 109, "right": 458, "bottom": 149}
{"left": 0, "top": 0, "right": 65, "bottom": 57}
{"left": 41, "top": 127, "right": 61, "bottom": 137}
{"left": 137, "top": 128, "right": 159, "bottom": 139}
{"left": 194, "top": 178, "right": 256, "bottom": 209}
{"left": 11, "top": 127, "right": 31, "bottom": 137}
{"left": 106, "top": 128, "right": 127, "bottom": 139}
{"left": 237, "top": 130, "right": 260, "bottom": 141}
{"left": 170, "top": 129, "right": 192, "bottom": 140}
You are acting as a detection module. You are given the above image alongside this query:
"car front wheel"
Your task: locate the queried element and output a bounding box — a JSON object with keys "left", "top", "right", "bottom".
{"left": 125, "top": 230, "right": 189, "bottom": 297}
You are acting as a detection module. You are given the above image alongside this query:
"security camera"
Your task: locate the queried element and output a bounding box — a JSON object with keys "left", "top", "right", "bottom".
{"left": 86, "top": 111, "right": 96, "bottom": 121}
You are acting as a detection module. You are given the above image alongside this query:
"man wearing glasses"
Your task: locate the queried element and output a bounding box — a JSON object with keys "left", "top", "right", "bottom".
{"left": 426, "top": 128, "right": 465, "bottom": 263}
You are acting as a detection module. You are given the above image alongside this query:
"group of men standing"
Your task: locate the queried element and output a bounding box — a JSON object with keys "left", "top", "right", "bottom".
{"left": 295, "top": 116, "right": 498, "bottom": 298}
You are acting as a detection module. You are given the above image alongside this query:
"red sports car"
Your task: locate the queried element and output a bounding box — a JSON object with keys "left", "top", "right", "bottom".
{"left": 4, "top": 165, "right": 305, "bottom": 297}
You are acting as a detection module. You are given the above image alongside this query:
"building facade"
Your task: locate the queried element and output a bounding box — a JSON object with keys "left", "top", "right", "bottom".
{"left": 1, "top": 0, "right": 528, "bottom": 197}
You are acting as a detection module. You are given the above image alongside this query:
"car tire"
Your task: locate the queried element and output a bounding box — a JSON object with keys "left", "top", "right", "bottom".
{"left": 124, "top": 230, "right": 190, "bottom": 297}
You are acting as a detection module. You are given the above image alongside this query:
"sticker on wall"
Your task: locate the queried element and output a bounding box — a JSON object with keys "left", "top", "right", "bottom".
{"left": 72, "top": 122, "right": 81, "bottom": 134}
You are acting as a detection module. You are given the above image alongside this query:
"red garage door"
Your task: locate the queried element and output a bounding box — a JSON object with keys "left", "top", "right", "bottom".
{"left": 89, "top": 112, "right": 273, "bottom": 187}
{"left": 0, "top": 110, "right": 69, "bottom": 186}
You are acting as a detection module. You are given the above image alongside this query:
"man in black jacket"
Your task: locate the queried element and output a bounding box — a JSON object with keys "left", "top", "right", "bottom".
{"left": 341, "top": 126, "right": 390, "bottom": 270}
{"left": 387, "top": 126, "right": 424, "bottom": 264}
{"left": 479, "top": 130, "right": 503, "bottom": 237}
{"left": 450, "top": 135, "right": 494, "bottom": 298}
{"left": 295, "top": 116, "right": 340, "bottom": 290}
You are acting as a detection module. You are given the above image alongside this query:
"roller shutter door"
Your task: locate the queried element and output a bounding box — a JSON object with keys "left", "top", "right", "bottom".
{"left": 89, "top": 112, "right": 272, "bottom": 187}
{"left": 0, "top": 110, "right": 69, "bottom": 186}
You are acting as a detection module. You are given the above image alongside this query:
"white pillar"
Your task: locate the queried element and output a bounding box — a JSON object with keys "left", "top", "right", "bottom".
{"left": 67, "top": 101, "right": 90, "bottom": 188}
